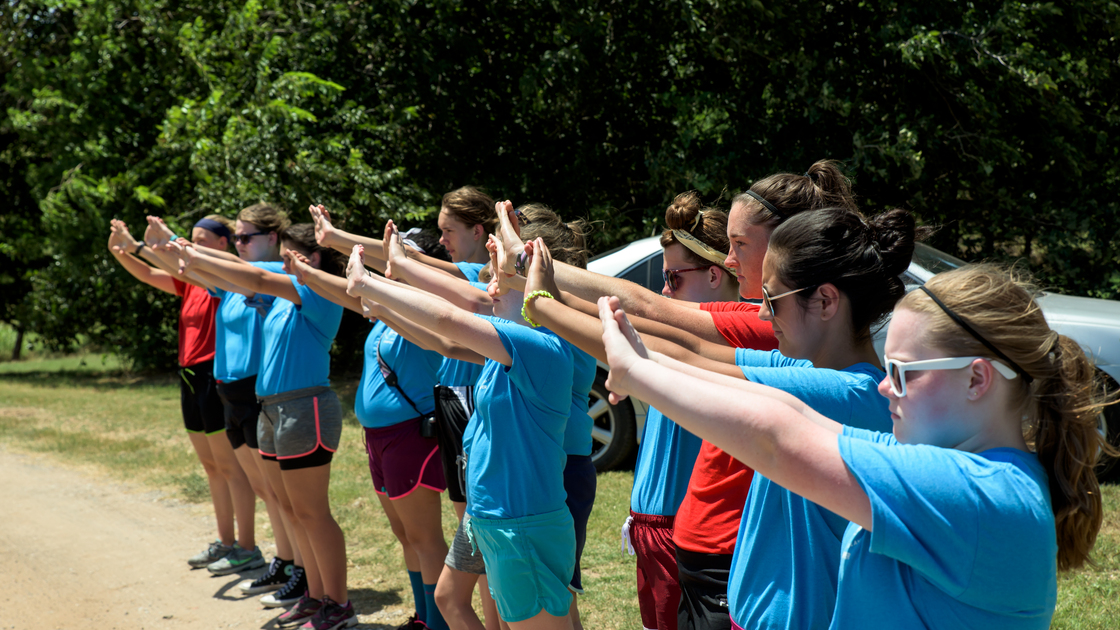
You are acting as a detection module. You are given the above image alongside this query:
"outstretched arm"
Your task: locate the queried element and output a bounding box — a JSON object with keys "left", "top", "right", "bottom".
{"left": 383, "top": 220, "right": 494, "bottom": 315}
{"left": 178, "top": 242, "right": 301, "bottom": 304}
{"left": 598, "top": 296, "right": 868, "bottom": 528}
{"left": 107, "top": 221, "right": 178, "bottom": 295}
{"left": 283, "top": 250, "right": 363, "bottom": 314}
{"left": 345, "top": 245, "right": 511, "bottom": 365}
{"left": 372, "top": 301, "right": 485, "bottom": 365}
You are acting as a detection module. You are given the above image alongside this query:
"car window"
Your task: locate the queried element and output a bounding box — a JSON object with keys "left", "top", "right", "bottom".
{"left": 912, "top": 243, "right": 965, "bottom": 276}
{"left": 618, "top": 252, "right": 664, "bottom": 293}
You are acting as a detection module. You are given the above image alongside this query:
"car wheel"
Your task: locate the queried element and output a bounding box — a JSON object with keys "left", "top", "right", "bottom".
{"left": 1094, "top": 373, "right": 1120, "bottom": 484}
{"left": 589, "top": 369, "right": 637, "bottom": 472}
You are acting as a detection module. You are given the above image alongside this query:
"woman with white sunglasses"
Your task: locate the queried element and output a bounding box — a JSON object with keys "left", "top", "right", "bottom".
{"left": 597, "top": 260, "right": 1109, "bottom": 629}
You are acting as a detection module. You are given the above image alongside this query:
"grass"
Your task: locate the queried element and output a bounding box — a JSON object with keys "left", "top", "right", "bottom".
{"left": 2, "top": 355, "right": 1119, "bottom": 628}
{"left": 0, "top": 354, "right": 639, "bottom": 629}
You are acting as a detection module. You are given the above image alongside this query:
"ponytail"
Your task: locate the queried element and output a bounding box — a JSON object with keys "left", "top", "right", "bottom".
{"left": 735, "top": 159, "right": 858, "bottom": 228}
{"left": 900, "top": 265, "right": 1114, "bottom": 570}
{"left": 517, "top": 203, "right": 590, "bottom": 269}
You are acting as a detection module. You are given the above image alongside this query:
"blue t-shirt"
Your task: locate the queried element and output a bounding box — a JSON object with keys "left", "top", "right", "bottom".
{"left": 211, "top": 261, "right": 284, "bottom": 382}
{"left": 463, "top": 315, "right": 573, "bottom": 519}
{"left": 833, "top": 427, "right": 1056, "bottom": 629}
{"left": 455, "top": 261, "right": 487, "bottom": 282}
{"left": 256, "top": 277, "right": 343, "bottom": 397}
{"left": 563, "top": 344, "right": 597, "bottom": 456}
{"left": 438, "top": 356, "right": 485, "bottom": 388}
{"left": 630, "top": 406, "right": 703, "bottom": 515}
{"left": 355, "top": 321, "right": 443, "bottom": 428}
{"left": 729, "top": 349, "right": 891, "bottom": 630}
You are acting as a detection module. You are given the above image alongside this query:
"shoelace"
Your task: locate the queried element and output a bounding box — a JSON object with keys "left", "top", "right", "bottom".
{"left": 253, "top": 558, "right": 281, "bottom": 585}
{"left": 274, "top": 566, "right": 305, "bottom": 598}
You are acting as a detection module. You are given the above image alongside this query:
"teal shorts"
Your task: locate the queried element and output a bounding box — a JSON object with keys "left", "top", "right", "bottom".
{"left": 468, "top": 507, "right": 575, "bottom": 623}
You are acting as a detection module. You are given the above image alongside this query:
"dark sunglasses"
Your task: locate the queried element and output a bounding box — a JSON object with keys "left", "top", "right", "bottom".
{"left": 761, "top": 284, "right": 816, "bottom": 314}
{"left": 233, "top": 231, "right": 267, "bottom": 244}
{"left": 662, "top": 266, "right": 711, "bottom": 292}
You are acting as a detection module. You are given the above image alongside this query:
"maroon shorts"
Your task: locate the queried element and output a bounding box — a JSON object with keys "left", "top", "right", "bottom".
{"left": 364, "top": 418, "right": 446, "bottom": 499}
{"left": 632, "top": 511, "right": 681, "bottom": 630}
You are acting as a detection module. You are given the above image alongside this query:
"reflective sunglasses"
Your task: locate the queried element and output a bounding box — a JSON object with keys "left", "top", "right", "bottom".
{"left": 662, "top": 266, "right": 711, "bottom": 292}
{"left": 883, "top": 355, "right": 1019, "bottom": 398}
{"left": 761, "top": 284, "right": 815, "bottom": 314}
{"left": 233, "top": 231, "right": 267, "bottom": 244}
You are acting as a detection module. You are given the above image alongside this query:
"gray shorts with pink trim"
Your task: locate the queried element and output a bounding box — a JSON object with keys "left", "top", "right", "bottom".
{"left": 258, "top": 386, "right": 342, "bottom": 470}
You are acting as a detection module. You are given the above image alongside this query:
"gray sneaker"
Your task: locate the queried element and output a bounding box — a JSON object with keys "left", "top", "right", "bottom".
{"left": 207, "top": 543, "right": 266, "bottom": 575}
{"left": 188, "top": 540, "right": 233, "bottom": 568}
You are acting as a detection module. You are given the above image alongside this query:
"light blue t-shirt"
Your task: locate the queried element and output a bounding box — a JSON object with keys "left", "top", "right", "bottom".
{"left": 463, "top": 315, "right": 573, "bottom": 519}
{"left": 833, "top": 427, "right": 1056, "bottom": 629}
{"left": 256, "top": 277, "right": 343, "bottom": 397}
{"left": 355, "top": 320, "right": 443, "bottom": 428}
{"left": 631, "top": 406, "right": 703, "bottom": 515}
{"left": 729, "top": 349, "right": 890, "bottom": 630}
{"left": 438, "top": 356, "right": 485, "bottom": 388}
{"left": 563, "top": 344, "right": 597, "bottom": 456}
{"left": 211, "top": 261, "right": 284, "bottom": 382}
{"left": 455, "top": 261, "right": 487, "bottom": 283}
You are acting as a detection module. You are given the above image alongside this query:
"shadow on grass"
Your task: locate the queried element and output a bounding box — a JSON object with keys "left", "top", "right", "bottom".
{"left": 0, "top": 369, "right": 177, "bottom": 391}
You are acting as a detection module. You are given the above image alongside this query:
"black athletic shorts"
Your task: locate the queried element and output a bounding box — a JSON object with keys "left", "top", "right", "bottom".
{"left": 180, "top": 360, "right": 225, "bottom": 434}
{"left": 676, "top": 546, "right": 733, "bottom": 630}
{"left": 216, "top": 375, "right": 261, "bottom": 450}
{"left": 433, "top": 385, "right": 474, "bottom": 504}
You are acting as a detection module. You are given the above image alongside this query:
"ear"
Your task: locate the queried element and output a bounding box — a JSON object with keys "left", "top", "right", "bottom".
{"left": 966, "top": 359, "right": 996, "bottom": 400}
{"left": 816, "top": 282, "right": 842, "bottom": 321}
{"left": 267, "top": 231, "right": 279, "bottom": 247}
{"left": 707, "top": 266, "right": 722, "bottom": 289}
{"left": 473, "top": 223, "right": 485, "bottom": 241}
{"left": 309, "top": 250, "right": 322, "bottom": 269}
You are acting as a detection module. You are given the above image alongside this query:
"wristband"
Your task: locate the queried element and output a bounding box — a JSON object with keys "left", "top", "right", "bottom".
{"left": 521, "top": 290, "right": 554, "bottom": 328}
{"left": 514, "top": 250, "right": 529, "bottom": 276}
{"left": 133, "top": 240, "right": 146, "bottom": 255}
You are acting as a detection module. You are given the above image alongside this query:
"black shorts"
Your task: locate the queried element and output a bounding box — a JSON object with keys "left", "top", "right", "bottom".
{"left": 434, "top": 385, "right": 474, "bottom": 503}
{"left": 563, "top": 454, "right": 596, "bottom": 593}
{"left": 216, "top": 375, "right": 261, "bottom": 450}
{"left": 675, "top": 546, "right": 733, "bottom": 630}
{"left": 180, "top": 360, "right": 225, "bottom": 434}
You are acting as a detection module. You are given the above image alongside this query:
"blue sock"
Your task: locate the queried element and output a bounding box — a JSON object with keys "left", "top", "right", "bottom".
{"left": 408, "top": 570, "right": 427, "bottom": 622}
{"left": 424, "top": 582, "right": 448, "bottom": 630}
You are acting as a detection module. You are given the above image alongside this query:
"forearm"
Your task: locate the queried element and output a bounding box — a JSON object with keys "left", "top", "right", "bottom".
{"left": 393, "top": 257, "right": 493, "bottom": 315}
{"left": 110, "top": 250, "right": 177, "bottom": 294}
{"left": 192, "top": 267, "right": 253, "bottom": 297}
{"left": 299, "top": 268, "right": 363, "bottom": 314}
{"left": 191, "top": 255, "right": 295, "bottom": 301}
{"left": 378, "top": 306, "right": 485, "bottom": 364}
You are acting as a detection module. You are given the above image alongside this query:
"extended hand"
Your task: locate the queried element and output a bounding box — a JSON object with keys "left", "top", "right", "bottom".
{"left": 494, "top": 201, "right": 524, "bottom": 277}
{"left": 144, "top": 216, "right": 175, "bottom": 250}
{"left": 283, "top": 249, "right": 312, "bottom": 285}
{"left": 310, "top": 204, "right": 335, "bottom": 246}
{"left": 598, "top": 295, "right": 649, "bottom": 404}
{"left": 108, "top": 219, "right": 136, "bottom": 254}
{"left": 345, "top": 244, "right": 367, "bottom": 297}
{"left": 524, "top": 238, "right": 561, "bottom": 299}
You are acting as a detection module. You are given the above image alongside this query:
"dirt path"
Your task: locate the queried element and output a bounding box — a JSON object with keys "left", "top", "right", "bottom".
{"left": 0, "top": 447, "right": 304, "bottom": 629}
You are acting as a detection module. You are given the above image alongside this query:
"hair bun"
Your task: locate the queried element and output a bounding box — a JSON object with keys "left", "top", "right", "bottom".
{"left": 665, "top": 191, "right": 704, "bottom": 231}
{"left": 869, "top": 209, "right": 917, "bottom": 276}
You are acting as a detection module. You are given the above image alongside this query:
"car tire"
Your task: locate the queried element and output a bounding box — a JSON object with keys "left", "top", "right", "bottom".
{"left": 589, "top": 369, "right": 637, "bottom": 472}
{"left": 1094, "top": 373, "right": 1120, "bottom": 484}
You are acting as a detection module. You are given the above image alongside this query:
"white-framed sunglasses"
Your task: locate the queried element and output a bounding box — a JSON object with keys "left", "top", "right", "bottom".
{"left": 883, "top": 355, "right": 1019, "bottom": 397}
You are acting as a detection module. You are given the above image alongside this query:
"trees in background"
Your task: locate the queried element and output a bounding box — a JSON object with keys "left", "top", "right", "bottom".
{"left": 4, "top": 0, "right": 1118, "bottom": 369}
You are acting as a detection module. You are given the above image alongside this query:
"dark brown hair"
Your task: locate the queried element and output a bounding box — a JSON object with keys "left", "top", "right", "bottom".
{"left": 735, "top": 159, "right": 858, "bottom": 228}
{"left": 443, "top": 186, "right": 498, "bottom": 235}
{"left": 281, "top": 223, "right": 344, "bottom": 276}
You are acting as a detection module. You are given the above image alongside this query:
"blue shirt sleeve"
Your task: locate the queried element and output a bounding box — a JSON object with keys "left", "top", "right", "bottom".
{"left": 455, "top": 261, "right": 487, "bottom": 283}
{"left": 736, "top": 361, "right": 890, "bottom": 432}
{"left": 838, "top": 431, "right": 1056, "bottom": 605}
{"left": 488, "top": 318, "right": 573, "bottom": 418}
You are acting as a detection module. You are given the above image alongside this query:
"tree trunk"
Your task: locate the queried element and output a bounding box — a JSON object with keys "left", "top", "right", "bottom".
{"left": 12, "top": 327, "right": 24, "bottom": 361}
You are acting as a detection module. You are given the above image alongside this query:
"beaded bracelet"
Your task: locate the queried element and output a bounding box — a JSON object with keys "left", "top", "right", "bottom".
{"left": 521, "top": 290, "right": 555, "bottom": 327}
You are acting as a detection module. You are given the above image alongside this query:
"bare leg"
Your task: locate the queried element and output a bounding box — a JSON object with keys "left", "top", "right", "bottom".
{"left": 282, "top": 463, "right": 348, "bottom": 603}
{"left": 262, "top": 459, "right": 320, "bottom": 597}
{"left": 507, "top": 608, "right": 574, "bottom": 630}
{"left": 206, "top": 432, "right": 256, "bottom": 548}
{"left": 391, "top": 488, "right": 448, "bottom": 583}
{"left": 435, "top": 565, "right": 486, "bottom": 630}
{"left": 480, "top": 575, "right": 500, "bottom": 630}
{"left": 377, "top": 493, "right": 422, "bottom": 573}
{"left": 239, "top": 447, "right": 297, "bottom": 561}
{"left": 568, "top": 596, "right": 582, "bottom": 630}
{"left": 187, "top": 432, "right": 234, "bottom": 545}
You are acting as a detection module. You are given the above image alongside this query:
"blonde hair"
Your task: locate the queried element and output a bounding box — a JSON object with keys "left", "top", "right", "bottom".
{"left": 517, "top": 203, "right": 589, "bottom": 269}
{"left": 237, "top": 202, "right": 291, "bottom": 235}
{"left": 900, "top": 264, "right": 1112, "bottom": 570}
{"left": 443, "top": 186, "right": 498, "bottom": 235}
{"left": 659, "top": 191, "right": 730, "bottom": 265}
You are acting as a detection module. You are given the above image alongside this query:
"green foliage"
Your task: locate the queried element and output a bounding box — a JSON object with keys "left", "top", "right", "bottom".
{"left": 3, "top": 0, "right": 1119, "bottom": 368}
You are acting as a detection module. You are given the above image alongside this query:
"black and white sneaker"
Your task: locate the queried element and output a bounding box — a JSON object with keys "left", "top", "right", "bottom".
{"left": 260, "top": 565, "right": 307, "bottom": 608}
{"left": 239, "top": 557, "right": 294, "bottom": 595}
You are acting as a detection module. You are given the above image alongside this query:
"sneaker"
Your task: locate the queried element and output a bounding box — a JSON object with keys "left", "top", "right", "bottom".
{"left": 300, "top": 596, "right": 357, "bottom": 630}
{"left": 395, "top": 614, "right": 426, "bottom": 630}
{"left": 240, "top": 557, "right": 293, "bottom": 594}
{"left": 261, "top": 565, "right": 307, "bottom": 608}
{"left": 187, "top": 540, "right": 233, "bottom": 568}
{"left": 277, "top": 593, "right": 321, "bottom": 627}
{"left": 207, "top": 543, "right": 266, "bottom": 575}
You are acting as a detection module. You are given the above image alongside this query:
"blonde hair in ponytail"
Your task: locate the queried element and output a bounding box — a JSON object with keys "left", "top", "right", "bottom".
{"left": 900, "top": 264, "right": 1115, "bottom": 570}
{"left": 517, "top": 203, "right": 590, "bottom": 269}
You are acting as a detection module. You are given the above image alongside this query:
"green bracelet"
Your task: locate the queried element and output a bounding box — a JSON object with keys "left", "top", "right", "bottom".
{"left": 521, "top": 290, "right": 555, "bottom": 327}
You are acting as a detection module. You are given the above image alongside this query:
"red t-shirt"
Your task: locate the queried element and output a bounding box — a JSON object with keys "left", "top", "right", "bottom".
{"left": 700, "top": 300, "right": 775, "bottom": 348}
{"left": 673, "top": 301, "right": 778, "bottom": 554}
{"left": 175, "top": 279, "right": 219, "bottom": 368}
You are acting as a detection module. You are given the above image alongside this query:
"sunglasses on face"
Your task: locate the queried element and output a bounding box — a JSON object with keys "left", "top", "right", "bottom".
{"left": 760, "top": 284, "right": 815, "bottom": 314}
{"left": 883, "top": 355, "right": 1019, "bottom": 397}
{"left": 662, "top": 266, "right": 711, "bottom": 293}
{"left": 233, "top": 231, "right": 267, "bottom": 244}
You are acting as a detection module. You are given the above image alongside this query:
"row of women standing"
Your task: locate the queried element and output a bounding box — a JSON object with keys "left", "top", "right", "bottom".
{"left": 108, "top": 159, "right": 1111, "bottom": 630}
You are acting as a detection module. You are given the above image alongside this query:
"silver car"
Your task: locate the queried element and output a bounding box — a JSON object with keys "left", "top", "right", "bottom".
{"left": 586, "top": 238, "right": 1120, "bottom": 481}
